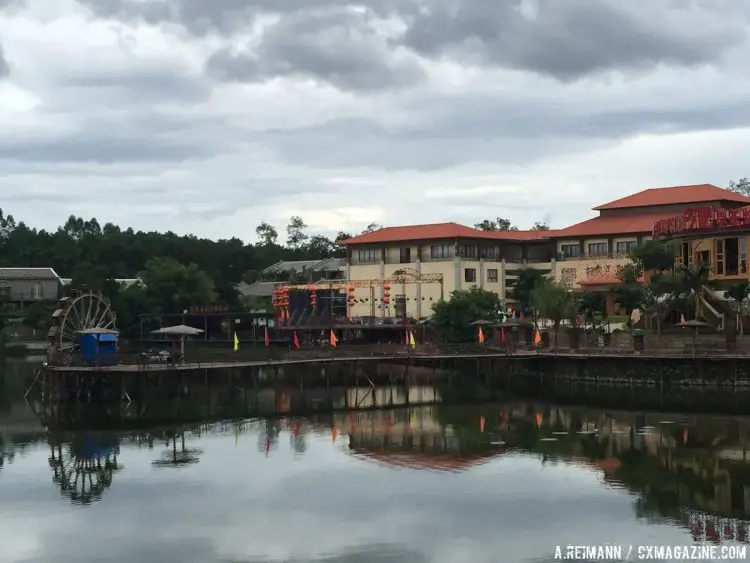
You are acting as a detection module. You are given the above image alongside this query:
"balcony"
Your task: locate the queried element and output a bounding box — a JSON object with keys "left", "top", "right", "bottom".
{"left": 557, "top": 252, "right": 630, "bottom": 262}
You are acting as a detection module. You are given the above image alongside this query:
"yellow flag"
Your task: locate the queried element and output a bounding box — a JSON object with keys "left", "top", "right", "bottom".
{"left": 409, "top": 331, "right": 416, "bottom": 349}
{"left": 233, "top": 332, "right": 239, "bottom": 351}
{"left": 330, "top": 329, "right": 337, "bottom": 347}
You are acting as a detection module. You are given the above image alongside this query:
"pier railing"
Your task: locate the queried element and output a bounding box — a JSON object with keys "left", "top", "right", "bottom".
{"left": 76, "top": 342, "right": 750, "bottom": 370}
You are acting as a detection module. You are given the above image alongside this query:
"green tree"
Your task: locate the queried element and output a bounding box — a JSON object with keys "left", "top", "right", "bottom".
{"left": 530, "top": 221, "right": 550, "bottom": 231}
{"left": 532, "top": 279, "right": 576, "bottom": 349}
{"left": 724, "top": 282, "right": 749, "bottom": 335}
{"left": 577, "top": 292, "right": 606, "bottom": 327}
{"left": 674, "top": 263, "right": 717, "bottom": 319}
{"left": 362, "top": 223, "right": 382, "bottom": 233}
{"left": 728, "top": 177, "right": 750, "bottom": 197}
{"left": 138, "top": 257, "right": 216, "bottom": 315}
{"left": 643, "top": 272, "right": 681, "bottom": 335}
{"left": 630, "top": 240, "right": 675, "bottom": 272}
{"left": 431, "top": 287, "right": 503, "bottom": 343}
{"left": 255, "top": 222, "right": 278, "bottom": 246}
{"left": 306, "top": 235, "right": 337, "bottom": 258}
{"left": 474, "top": 217, "right": 517, "bottom": 231}
{"left": 511, "top": 268, "right": 547, "bottom": 312}
{"left": 614, "top": 262, "right": 645, "bottom": 323}
{"left": 286, "top": 216, "right": 308, "bottom": 249}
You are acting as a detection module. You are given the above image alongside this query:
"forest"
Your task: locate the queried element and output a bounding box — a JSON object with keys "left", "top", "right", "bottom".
{"left": 0, "top": 209, "right": 385, "bottom": 335}
{"left": 0, "top": 205, "right": 529, "bottom": 336}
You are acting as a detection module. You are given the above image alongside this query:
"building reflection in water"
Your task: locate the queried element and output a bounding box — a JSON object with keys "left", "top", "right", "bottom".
{"left": 5, "top": 385, "right": 750, "bottom": 545}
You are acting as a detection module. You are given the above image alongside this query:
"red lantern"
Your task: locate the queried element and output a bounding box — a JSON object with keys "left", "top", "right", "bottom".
{"left": 383, "top": 297, "right": 390, "bottom": 305}
{"left": 383, "top": 284, "right": 390, "bottom": 290}
{"left": 383, "top": 291, "right": 390, "bottom": 298}
{"left": 347, "top": 286, "right": 355, "bottom": 292}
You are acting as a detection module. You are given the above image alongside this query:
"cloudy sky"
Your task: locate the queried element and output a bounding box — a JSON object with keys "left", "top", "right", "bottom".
{"left": 2, "top": 0, "right": 750, "bottom": 242}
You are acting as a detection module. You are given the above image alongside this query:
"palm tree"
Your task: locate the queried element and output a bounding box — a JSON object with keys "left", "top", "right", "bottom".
{"left": 675, "top": 263, "right": 717, "bottom": 320}
{"left": 531, "top": 279, "right": 576, "bottom": 350}
{"left": 724, "top": 282, "right": 749, "bottom": 335}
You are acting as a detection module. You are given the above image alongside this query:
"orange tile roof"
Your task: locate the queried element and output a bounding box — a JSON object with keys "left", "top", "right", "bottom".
{"left": 341, "top": 222, "right": 555, "bottom": 245}
{"left": 593, "top": 184, "right": 750, "bottom": 211}
{"left": 554, "top": 211, "right": 678, "bottom": 238}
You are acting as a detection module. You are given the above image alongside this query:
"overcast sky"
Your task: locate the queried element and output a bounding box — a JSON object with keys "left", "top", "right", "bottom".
{"left": 2, "top": 0, "right": 750, "bottom": 242}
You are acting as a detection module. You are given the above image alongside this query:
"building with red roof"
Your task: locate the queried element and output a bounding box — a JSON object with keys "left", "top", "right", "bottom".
{"left": 338, "top": 184, "right": 750, "bottom": 318}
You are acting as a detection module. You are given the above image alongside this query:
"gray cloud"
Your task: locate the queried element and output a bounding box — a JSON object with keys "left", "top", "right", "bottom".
{"left": 75, "top": 0, "right": 749, "bottom": 89}
{"left": 0, "top": 41, "right": 8, "bottom": 78}
{"left": 206, "top": 8, "right": 424, "bottom": 91}
{"left": 400, "top": 0, "right": 749, "bottom": 81}
{"left": 257, "top": 93, "right": 750, "bottom": 171}
{"left": 0, "top": 111, "right": 226, "bottom": 164}
{"left": 75, "top": 0, "right": 409, "bottom": 35}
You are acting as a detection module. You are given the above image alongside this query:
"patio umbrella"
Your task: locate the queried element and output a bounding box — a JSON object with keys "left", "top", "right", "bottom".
{"left": 150, "top": 324, "right": 204, "bottom": 359}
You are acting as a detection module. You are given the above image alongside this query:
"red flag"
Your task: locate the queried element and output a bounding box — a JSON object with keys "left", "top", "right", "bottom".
{"left": 264, "top": 326, "right": 270, "bottom": 347}
{"left": 500, "top": 327, "right": 506, "bottom": 342}
{"left": 405, "top": 330, "right": 409, "bottom": 345}
{"left": 292, "top": 331, "right": 300, "bottom": 349}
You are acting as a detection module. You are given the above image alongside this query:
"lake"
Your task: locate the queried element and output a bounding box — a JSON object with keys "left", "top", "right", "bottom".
{"left": 3, "top": 382, "right": 750, "bottom": 563}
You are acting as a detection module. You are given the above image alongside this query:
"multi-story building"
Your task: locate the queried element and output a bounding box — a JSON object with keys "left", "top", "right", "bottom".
{"left": 0, "top": 267, "right": 63, "bottom": 309}
{"left": 342, "top": 184, "right": 750, "bottom": 319}
{"left": 551, "top": 184, "right": 750, "bottom": 312}
{"left": 342, "top": 223, "right": 555, "bottom": 318}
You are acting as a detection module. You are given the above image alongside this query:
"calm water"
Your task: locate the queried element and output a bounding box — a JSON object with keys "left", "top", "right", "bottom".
{"left": 3, "top": 388, "right": 750, "bottom": 563}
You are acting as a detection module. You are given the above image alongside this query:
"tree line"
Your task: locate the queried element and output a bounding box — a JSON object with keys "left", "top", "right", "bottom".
{"left": 0, "top": 209, "right": 384, "bottom": 335}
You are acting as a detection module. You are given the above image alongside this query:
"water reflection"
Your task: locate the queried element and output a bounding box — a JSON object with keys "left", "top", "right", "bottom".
{"left": 4, "top": 398, "right": 750, "bottom": 561}
{"left": 48, "top": 435, "right": 122, "bottom": 505}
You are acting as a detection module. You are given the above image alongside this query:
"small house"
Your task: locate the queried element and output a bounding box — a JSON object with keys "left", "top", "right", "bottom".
{"left": 79, "top": 328, "right": 119, "bottom": 364}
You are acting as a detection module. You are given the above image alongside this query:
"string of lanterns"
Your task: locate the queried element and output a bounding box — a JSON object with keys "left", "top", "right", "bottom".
{"left": 272, "top": 285, "right": 436, "bottom": 318}
{"left": 271, "top": 287, "right": 290, "bottom": 319}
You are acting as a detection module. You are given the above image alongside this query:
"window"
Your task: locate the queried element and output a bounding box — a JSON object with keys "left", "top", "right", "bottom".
{"left": 357, "top": 249, "right": 378, "bottom": 263}
{"left": 0, "top": 286, "right": 9, "bottom": 299}
{"left": 587, "top": 243, "right": 608, "bottom": 257}
{"left": 484, "top": 246, "right": 496, "bottom": 259}
{"left": 30, "top": 281, "right": 43, "bottom": 299}
{"left": 504, "top": 245, "right": 523, "bottom": 262}
{"left": 459, "top": 245, "right": 477, "bottom": 259}
{"left": 560, "top": 244, "right": 580, "bottom": 258}
{"left": 679, "top": 242, "right": 693, "bottom": 268}
{"left": 487, "top": 268, "right": 498, "bottom": 283}
{"left": 399, "top": 247, "right": 411, "bottom": 263}
{"left": 464, "top": 268, "right": 477, "bottom": 283}
{"left": 431, "top": 245, "right": 454, "bottom": 259}
{"left": 615, "top": 241, "right": 635, "bottom": 255}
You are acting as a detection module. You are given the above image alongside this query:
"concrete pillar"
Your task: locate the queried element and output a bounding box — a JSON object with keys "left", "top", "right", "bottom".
{"left": 416, "top": 258, "right": 422, "bottom": 318}
{"left": 479, "top": 258, "right": 485, "bottom": 290}
{"left": 454, "top": 255, "right": 462, "bottom": 291}
{"left": 500, "top": 259, "right": 507, "bottom": 304}
{"left": 379, "top": 259, "right": 385, "bottom": 317}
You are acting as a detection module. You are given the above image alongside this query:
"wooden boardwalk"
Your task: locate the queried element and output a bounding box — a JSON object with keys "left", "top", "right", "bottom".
{"left": 44, "top": 351, "right": 536, "bottom": 372}
{"left": 41, "top": 347, "right": 750, "bottom": 373}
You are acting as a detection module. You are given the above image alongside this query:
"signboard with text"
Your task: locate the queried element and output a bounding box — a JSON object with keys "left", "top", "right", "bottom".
{"left": 653, "top": 206, "right": 750, "bottom": 238}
